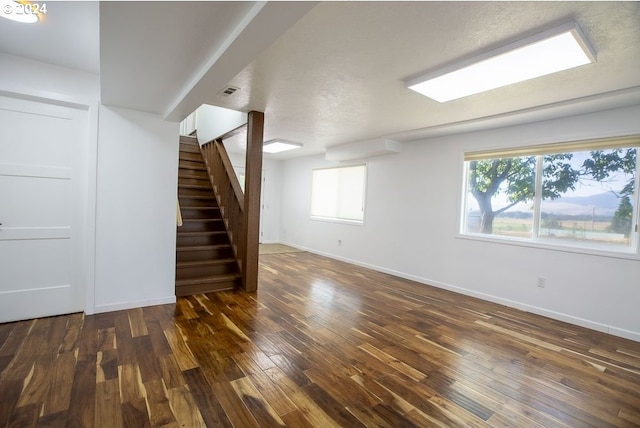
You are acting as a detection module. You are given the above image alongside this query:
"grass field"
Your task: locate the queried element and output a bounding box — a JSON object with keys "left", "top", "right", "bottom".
{"left": 468, "top": 217, "right": 629, "bottom": 245}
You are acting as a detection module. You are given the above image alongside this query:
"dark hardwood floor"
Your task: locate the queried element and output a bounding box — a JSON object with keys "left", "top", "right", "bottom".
{"left": 1, "top": 251, "right": 639, "bottom": 427}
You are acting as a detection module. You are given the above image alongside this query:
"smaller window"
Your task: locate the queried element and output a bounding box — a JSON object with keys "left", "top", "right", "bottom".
{"left": 311, "top": 165, "right": 366, "bottom": 223}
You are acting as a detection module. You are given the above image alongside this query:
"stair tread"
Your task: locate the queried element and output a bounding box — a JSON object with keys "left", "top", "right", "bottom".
{"left": 178, "top": 183, "right": 211, "bottom": 189}
{"left": 180, "top": 206, "right": 218, "bottom": 210}
{"left": 178, "top": 170, "right": 207, "bottom": 175}
{"left": 177, "top": 230, "right": 226, "bottom": 236}
{"left": 178, "top": 195, "right": 215, "bottom": 200}
{"left": 176, "top": 258, "right": 236, "bottom": 267}
{"left": 176, "top": 273, "right": 241, "bottom": 286}
{"left": 181, "top": 218, "right": 222, "bottom": 223}
{"left": 176, "top": 244, "right": 231, "bottom": 251}
{"left": 178, "top": 177, "right": 209, "bottom": 183}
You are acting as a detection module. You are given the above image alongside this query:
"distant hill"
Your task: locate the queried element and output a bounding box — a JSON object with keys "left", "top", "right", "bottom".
{"left": 542, "top": 192, "right": 621, "bottom": 217}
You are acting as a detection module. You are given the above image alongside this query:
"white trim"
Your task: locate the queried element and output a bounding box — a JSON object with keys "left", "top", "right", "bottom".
{"left": 83, "top": 102, "right": 99, "bottom": 315}
{"left": 456, "top": 232, "right": 640, "bottom": 261}
{"left": 279, "top": 241, "right": 640, "bottom": 343}
{"left": 0, "top": 164, "right": 72, "bottom": 179}
{"left": 0, "top": 89, "right": 92, "bottom": 111}
{"left": 93, "top": 295, "right": 176, "bottom": 314}
{"left": 259, "top": 239, "right": 281, "bottom": 244}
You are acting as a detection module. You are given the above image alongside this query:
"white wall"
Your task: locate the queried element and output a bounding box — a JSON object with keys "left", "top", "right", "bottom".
{"left": 94, "top": 106, "right": 179, "bottom": 312}
{"left": 195, "top": 105, "right": 247, "bottom": 145}
{"left": 0, "top": 52, "right": 98, "bottom": 108}
{"left": 280, "top": 104, "right": 640, "bottom": 341}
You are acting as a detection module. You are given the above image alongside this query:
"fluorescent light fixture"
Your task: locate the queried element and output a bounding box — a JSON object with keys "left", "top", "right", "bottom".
{"left": 263, "top": 140, "right": 303, "bottom": 154}
{"left": 0, "top": 1, "right": 40, "bottom": 23}
{"left": 407, "top": 22, "right": 595, "bottom": 102}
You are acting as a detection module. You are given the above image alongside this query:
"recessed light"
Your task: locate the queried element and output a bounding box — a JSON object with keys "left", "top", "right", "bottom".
{"left": 406, "top": 22, "right": 595, "bottom": 102}
{"left": 263, "top": 140, "right": 303, "bottom": 154}
{"left": 0, "top": 0, "right": 42, "bottom": 24}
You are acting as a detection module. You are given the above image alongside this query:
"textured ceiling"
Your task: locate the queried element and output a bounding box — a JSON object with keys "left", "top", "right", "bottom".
{"left": 212, "top": 1, "right": 640, "bottom": 158}
{"left": 1, "top": 1, "right": 639, "bottom": 161}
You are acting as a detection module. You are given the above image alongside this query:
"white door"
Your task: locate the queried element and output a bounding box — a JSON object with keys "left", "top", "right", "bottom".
{"left": 0, "top": 95, "right": 87, "bottom": 322}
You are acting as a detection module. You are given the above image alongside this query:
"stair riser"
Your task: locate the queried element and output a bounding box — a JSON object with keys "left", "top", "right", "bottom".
{"left": 175, "top": 278, "right": 240, "bottom": 296}
{"left": 179, "top": 151, "right": 204, "bottom": 162}
{"left": 176, "top": 263, "right": 238, "bottom": 280}
{"left": 178, "top": 169, "right": 208, "bottom": 179}
{"left": 178, "top": 196, "right": 217, "bottom": 207}
{"left": 180, "top": 142, "right": 200, "bottom": 153}
{"left": 179, "top": 159, "right": 205, "bottom": 169}
{"left": 179, "top": 221, "right": 225, "bottom": 233}
{"left": 177, "top": 234, "right": 229, "bottom": 247}
{"left": 178, "top": 187, "right": 214, "bottom": 197}
{"left": 180, "top": 208, "right": 220, "bottom": 220}
{"left": 176, "top": 247, "right": 233, "bottom": 262}
{"left": 178, "top": 177, "right": 210, "bottom": 187}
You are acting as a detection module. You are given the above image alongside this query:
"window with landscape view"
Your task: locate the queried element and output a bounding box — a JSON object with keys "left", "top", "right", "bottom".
{"left": 311, "top": 164, "right": 366, "bottom": 223}
{"left": 461, "top": 136, "right": 639, "bottom": 253}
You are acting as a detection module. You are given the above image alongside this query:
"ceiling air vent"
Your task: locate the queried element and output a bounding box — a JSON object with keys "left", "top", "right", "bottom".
{"left": 219, "top": 85, "right": 239, "bottom": 97}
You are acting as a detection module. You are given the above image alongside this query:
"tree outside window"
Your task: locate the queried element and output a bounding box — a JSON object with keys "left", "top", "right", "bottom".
{"left": 462, "top": 138, "right": 638, "bottom": 252}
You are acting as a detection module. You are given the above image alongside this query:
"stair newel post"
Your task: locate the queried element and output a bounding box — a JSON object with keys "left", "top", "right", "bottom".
{"left": 242, "top": 111, "right": 264, "bottom": 292}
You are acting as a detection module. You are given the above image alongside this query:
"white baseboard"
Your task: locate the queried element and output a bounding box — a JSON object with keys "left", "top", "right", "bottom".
{"left": 280, "top": 241, "right": 640, "bottom": 343}
{"left": 93, "top": 295, "right": 176, "bottom": 314}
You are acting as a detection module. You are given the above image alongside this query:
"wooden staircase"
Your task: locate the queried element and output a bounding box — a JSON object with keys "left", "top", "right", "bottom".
{"left": 175, "top": 136, "right": 241, "bottom": 296}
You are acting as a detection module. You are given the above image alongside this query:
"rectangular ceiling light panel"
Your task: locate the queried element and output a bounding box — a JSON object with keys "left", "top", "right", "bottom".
{"left": 263, "top": 140, "right": 303, "bottom": 154}
{"left": 407, "top": 23, "right": 595, "bottom": 102}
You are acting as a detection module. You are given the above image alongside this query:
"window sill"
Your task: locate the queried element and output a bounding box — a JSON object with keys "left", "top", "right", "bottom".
{"left": 310, "top": 216, "right": 364, "bottom": 226}
{"left": 457, "top": 232, "right": 640, "bottom": 261}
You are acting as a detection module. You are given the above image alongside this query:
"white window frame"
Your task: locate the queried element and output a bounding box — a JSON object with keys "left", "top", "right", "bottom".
{"left": 310, "top": 164, "right": 367, "bottom": 225}
{"left": 459, "top": 136, "right": 640, "bottom": 259}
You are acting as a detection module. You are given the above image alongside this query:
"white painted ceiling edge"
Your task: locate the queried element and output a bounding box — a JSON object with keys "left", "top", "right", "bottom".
{"left": 325, "top": 138, "right": 402, "bottom": 162}
{"left": 389, "top": 85, "right": 640, "bottom": 143}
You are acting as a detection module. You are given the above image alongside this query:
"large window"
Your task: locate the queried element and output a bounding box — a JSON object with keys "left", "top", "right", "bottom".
{"left": 461, "top": 136, "right": 639, "bottom": 253}
{"left": 311, "top": 164, "right": 366, "bottom": 223}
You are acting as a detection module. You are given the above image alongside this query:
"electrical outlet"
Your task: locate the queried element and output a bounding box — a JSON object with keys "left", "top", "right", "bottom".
{"left": 537, "top": 277, "right": 546, "bottom": 288}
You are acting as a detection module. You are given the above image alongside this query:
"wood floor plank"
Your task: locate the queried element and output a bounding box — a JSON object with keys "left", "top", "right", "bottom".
{"left": 232, "top": 352, "right": 297, "bottom": 417}
{"left": 42, "top": 351, "right": 76, "bottom": 416}
{"left": 143, "top": 379, "right": 177, "bottom": 428}
{"left": 181, "top": 367, "right": 232, "bottom": 428}
{"left": 117, "top": 363, "right": 145, "bottom": 404}
{"left": 95, "top": 378, "right": 123, "bottom": 428}
{"left": 230, "top": 376, "right": 286, "bottom": 427}
{"left": 120, "top": 398, "right": 150, "bottom": 428}
{"left": 127, "top": 308, "right": 149, "bottom": 338}
{"left": 66, "top": 359, "right": 96, "bottom": 428}
{"left": 6, "top": 402, "right": 38, "bottom": 428}
{"left": 162, "top": 326, "right": 198, "bottom": 372}
{"left": 17, "top": 354, "right": 52, "bottom": 408}
{"left": 165, "top": 385, "right": 207, "bottom": 428}
{"left": 0, "top": 252, "right": 639, "bottom": 427}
